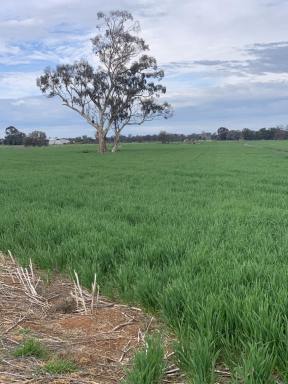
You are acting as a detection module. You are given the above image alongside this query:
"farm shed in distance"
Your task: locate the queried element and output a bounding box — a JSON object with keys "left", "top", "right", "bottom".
{"left": 49, "top": 138, "right": 70, "bottom": 145}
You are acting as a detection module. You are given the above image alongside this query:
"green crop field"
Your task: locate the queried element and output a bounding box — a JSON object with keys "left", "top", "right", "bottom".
{"left": 2, "top": 141, "right": 288, "bottom": 382}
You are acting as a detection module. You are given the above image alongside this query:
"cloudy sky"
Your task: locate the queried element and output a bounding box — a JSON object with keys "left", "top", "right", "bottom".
{"left": 1, "top": 0, "right": 288, "bottom": 138}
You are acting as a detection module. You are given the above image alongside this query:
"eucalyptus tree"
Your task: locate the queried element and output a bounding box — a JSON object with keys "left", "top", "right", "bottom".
{"left": 4, "top": 126, "right": 26, "bottom": 145}
{"left": 37, "top": 10, "right": 172, "bottom": 153}
{"left": 24, "top": 131, "right": 48, "bottom": 147}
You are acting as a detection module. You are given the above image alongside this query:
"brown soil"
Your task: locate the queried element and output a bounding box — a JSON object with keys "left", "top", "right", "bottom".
{"left": 0, "top": 252, "right": 184, "bottom": 383}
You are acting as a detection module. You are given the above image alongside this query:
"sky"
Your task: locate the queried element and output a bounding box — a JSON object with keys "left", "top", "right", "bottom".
{"left": 1, "top": 0, "right": 288, "bottom": 138}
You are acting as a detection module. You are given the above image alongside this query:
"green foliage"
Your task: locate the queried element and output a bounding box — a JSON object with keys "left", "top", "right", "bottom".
{"left": 3, "top": 142, "right": 288, "bottom": 380}
{"left": 24, "top": 130, "right": 48, "bottom": 147}
{"left": 4, "top": 126, "right": 26, "bottom": 145}
{"left": 13, "top": 339, "right": 48, "bottom": 359}
{"left": 232, "top": 342, "right": 276, "bottom": 384}
{"left": 175, "top": 329, "right": 218, "bottom": 384}
{"left": 123, "top": 335, "right": 165, "bottom": 384}
{"left": 43, "top": 358, "right": 77, "bottom": 374}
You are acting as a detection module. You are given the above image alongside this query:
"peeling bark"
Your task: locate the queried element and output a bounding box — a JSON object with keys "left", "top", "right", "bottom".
{"left": 97, "top": 130, "right": 108, "bottom": 154}
{"left": 111, "top": 131, "right": 120, "bottom": 153}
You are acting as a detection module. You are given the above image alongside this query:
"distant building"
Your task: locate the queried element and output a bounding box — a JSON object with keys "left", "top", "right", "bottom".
{"left": 49, "top": 138, "right": 70, "bottom": 145}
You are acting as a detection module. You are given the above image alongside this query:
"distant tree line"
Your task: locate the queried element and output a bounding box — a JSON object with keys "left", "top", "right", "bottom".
{"left": 1, "top": 127, "right": 48, "bottom": 146}
{"left": 66, "top": 126, "right": 288, "bottom": 144}
{"left": 216, "top": 126, "right": 288, "bottom": 141}
{"left": 123, "top": 126, "right": 288, "bottom": 143}
{"left": 68, "top": 131, "right": 217, "bottom": 144}
{"left": 2, "top": 125, "right": 288, "bottom": 147}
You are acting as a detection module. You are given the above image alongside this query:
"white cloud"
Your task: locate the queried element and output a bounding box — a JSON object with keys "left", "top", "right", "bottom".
{"left": 0, "top": 18, "right": 43, "bottom": 27}
{"left": 11, "top": 99, "right": 25, "bottom": 106}
{"left": 1, "top": 0, "right": 288, "bottom": 134}
{"left": 0, "top": 72, "right": 40, "bottom": 99}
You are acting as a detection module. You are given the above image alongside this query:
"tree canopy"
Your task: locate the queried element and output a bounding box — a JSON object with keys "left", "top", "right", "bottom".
{"left": 24, "top": 131, "right": 48, "bottom": 147}
{"left": 4, "top": 126, "right": 26, "bottom": 145}
{"left": 37, "top": 10, "right": 172, "bottom": 153}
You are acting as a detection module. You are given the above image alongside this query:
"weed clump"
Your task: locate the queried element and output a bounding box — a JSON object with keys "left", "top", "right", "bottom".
{"left": 43, "top": 357, "right": 77, "bottom": 374}
{"left": 13, "top": 338, "right": 48, "bottom": 359}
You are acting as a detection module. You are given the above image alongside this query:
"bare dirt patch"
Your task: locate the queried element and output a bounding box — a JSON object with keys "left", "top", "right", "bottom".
{"left": 0, "top": 252, "right": 183, "bottom": 383}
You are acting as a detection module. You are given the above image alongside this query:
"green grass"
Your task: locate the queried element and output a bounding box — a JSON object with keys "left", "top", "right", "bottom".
{"left": 2, "top": 141, "right": 288, "bottom": 382}
{"left": 175, "top": 328, "right": 218, "bottom": 384}
{"left": 12, "top": 335, "right": 76, "bottom": 374}
{"left": 123, "top": 335, "right": 165, "bottom": 384}
{"left": 43, "top": 357, "right": 77, "bottom": 374}
{"left": 13, "top": 338, "right": 48, "bottom": 359}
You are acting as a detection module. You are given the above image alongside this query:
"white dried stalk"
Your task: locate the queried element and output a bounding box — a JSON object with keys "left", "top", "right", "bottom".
{"left": 29, "top": 258, "right": 35, "bottom": 284}
{"left": 7, "top": 250, "right": 16, "bottom": 265}
{"left": 91, "top": 273, "right": 100, "bottom": 314}
{"left": 138, "top": 329, "right": 145, "bottom": 343}
{"left": 17, "top": 266, "right": 37, "bottom": 297}
{"left": 73, "top": 271, "right": 87, "bottom": 314}
{"left": 70, "top": 271, "right": 100, "bottom": 314}
{"left": 73, "top": 282, "right": 79, "bottom": 310}
{"left": 22, "top": 267, "right": 37, "bottom": 296}
{"left": 91, "top": 274, "right": 96, "bottom": 314}
{"left": 13, "top": 260, "right": 47, "bottom": 307}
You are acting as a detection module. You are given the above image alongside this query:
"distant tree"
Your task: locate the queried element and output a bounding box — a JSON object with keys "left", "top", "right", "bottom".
{"left": 256, "top": 128, "right": 272, "bottom": 140}
{"left": 226, "top": 130, "right": 242, "bottom": 141}
{"left": 37, "top": 10, "right": 172, "bottom": 154}
{"left": 274, "top": 126, "right": 288, "bottom": 140}
{"left": 159, "top": 130, "right": 169, "bottom": 144}
{"left": 242, "top": 128, "right": 256, "bottom": 140}
{"left": 4, "top": 126, "right": 26, "bottom": 145}
{"left": 72, "top": 136, "right": 95, "bottom": 144}
{"left": 217, "top": 127, "right": 229, "bottom": 141}
{"left": 199, "top": 131, "right": 211, "bottom": 140}
{"left": 24, "top": 131, "right": 48, "bottom": 147}
{"left": 79, "top": 135, "right": 96, "bottom": 144}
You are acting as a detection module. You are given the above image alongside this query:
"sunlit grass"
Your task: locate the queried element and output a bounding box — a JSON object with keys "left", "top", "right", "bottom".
{"left": 2, "top": 141, "right": 288, "bottom": 381}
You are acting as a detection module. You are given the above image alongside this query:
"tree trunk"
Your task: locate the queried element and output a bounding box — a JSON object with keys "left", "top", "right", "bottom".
{"left": 97, "top": 130, "right": 108, "bottom": 154}
{"left": 111, "top": 131, "right": 120, "bottom": 153}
